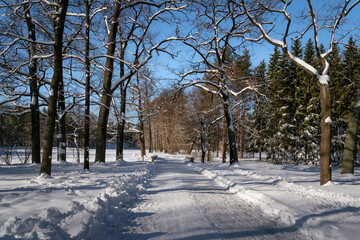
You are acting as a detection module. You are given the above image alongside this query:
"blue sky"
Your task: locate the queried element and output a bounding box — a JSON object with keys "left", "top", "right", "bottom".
{"left": 148, "top": 0, "right": 360, "bottom": 86}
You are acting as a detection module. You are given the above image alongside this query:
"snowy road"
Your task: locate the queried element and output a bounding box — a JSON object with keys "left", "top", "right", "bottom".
{"left": 125, "top": 156, "right": 307, "bottom": 240}
{"left": 1, "top": 150, "right": 359, "bottom": 239}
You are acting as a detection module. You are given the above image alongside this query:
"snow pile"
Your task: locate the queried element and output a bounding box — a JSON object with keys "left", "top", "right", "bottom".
{"left": 187, "top": 161, "right": 360, "bottom": 239}
{"left": 0, "top": 150, "right": 155, "bottom": 240}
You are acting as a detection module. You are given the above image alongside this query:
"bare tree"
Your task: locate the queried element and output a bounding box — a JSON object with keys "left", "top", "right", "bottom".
{"left": 127, "top": 68, "right": 158, "bottom": 160}
{"left": 188, "top": 88, "right": 221, "bottom": 163}
{"left": 0, "top": 1, "right": 50, "bottom": 164}
{"left": 23, "top": 1, "right": 41, "bottom": 164}
{"left": 41, "top": 0, "right": 69, "bottom": 175}
{"left": 238, "top": 0, "right": 360, "bottom": 185}
{"left": 178, "top": 0, "right": 256, "bottom": 164}
{"left": 95, "top": 0, "right": 188, "bottom": 162}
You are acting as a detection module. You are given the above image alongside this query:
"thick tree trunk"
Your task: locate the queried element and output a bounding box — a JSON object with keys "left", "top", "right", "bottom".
{"left": 222, "top": 118, "right": 227, "bottom": 163}
{"left": 319, "top": 83, "right": 332, "bottom": 185}
{"left": 40, "top": 0, "right": 69, "bottom": 175}
{"left": 95, "top": 2, "right": 121, "bottom": 163}
{"left": 23, "top": 3, "right": 41, "bottom": 164}
{"left": 342, "top": 110, "right": 359, "bottom": 174}
{"left": 223, "top": 95, "right": 238, "bottom": 165}
{"left": 341, "top": 82, "right": 360, "bottom": 174}
{"left": 83, "top": 0, "right": 91, "bottom": 170}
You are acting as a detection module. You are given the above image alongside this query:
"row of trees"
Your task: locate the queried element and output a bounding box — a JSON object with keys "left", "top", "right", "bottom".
{"left": 251, "top": 37, "right": 360, "bottom": 169}
{"left": 0, "top": 0, "right": 359, "bottom": 185}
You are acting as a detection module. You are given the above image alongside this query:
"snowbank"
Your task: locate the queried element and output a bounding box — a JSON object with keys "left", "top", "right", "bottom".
{"left": 187, "top": 160, "right": 360, "bottom": 240}
{"left": 0, "top": 149, "right": 155, "bottom": 239}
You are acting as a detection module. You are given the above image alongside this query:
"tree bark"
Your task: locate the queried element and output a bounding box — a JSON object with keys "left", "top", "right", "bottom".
{"left": 240, "top": 103, "right": 245, "bottom": 159}
{"left": 148, "top": 118, "right": 153, "bottom": 153}
{"left": 116, "top": 83, "right": 127, "bottom": 160}
{"left": 223, "top": 94, "right": 238, "bottom": 165}
{"left": 95, "top": 1, "right": 121, "bottom": 163}
{"left": 57, "top": 79, "right": 66, "bottom": 162}
{"left": 139, "top": 118, "right": 146, "bottom": 160}
{"left": 115, "top": 36, "right": 128, "bottom": 161}
{"left": 319, "top": 83, "right": 332, "bottom": 185}
{"left": 258, "top": 145, "right": 262, "bottom": 161}
{"left": 222, "top": 118, "right": 227, "bottom": 163}
{"left": 23, "top": 2, "right": 41, "bottom": 164}
{"left": 40, "top": 0, "right": 69, "bottom": 175}
{"left": 207, "top": 137, "right": 211, "bottom": 162}
{"left": 341, "top": 82, "right": 360, "bottom": 174}
{"left": 342, "top": 109, "right": 359, "bottom": 174}
{"left": 83, "top": 0, "right": 91, "bottom": 170}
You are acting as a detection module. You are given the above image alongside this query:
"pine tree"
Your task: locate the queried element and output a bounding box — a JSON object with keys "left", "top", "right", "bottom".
{"left": 249, "top": 60, "right": 267, "bottom": 160}
{"left": 302, "top": 39, "right": 320, "bottom": 164}
{"left": 234, "top": 48, "right": 253, "bottom": 158}
{"left": 291, "top": 38, "right": 307, "bottom": 162}
{"left": 276, "top": 53, "right": 297, "bottom": 162}
{"left": 264, "top": 47, "right": 282, "bottom": 162}
{"left": 329, "top": 43, "right": 346, "bottom": 162}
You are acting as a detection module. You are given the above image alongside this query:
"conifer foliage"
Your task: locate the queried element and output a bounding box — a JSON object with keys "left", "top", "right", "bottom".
{"left": 251, "top": 38, "right": 360, "bottom": 165}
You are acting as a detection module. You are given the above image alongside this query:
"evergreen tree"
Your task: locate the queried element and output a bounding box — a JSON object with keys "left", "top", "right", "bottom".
{"left": 302, "top": 39, "right": 320, "bottom": 164}
{"left": 276, "top": 53, "right": 297, "bottom": 162}
{"left": 329, "top": 43, "right": 346, "bottom": 162}
{"left": 291, "top": 38, "right": 307, "bottom": 162}
{"left": 234, "top": 48, "right": 253, "bottom": 158}
{"left": 264, "top": 47, "right": 282, "bottom": 162}
{"left": 249, "top": 60, "right": 267, "bottom": 160}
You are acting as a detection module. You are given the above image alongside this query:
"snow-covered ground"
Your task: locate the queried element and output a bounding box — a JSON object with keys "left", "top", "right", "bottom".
{"left": 0, "top": 149, "right": 359, "bottom": 239}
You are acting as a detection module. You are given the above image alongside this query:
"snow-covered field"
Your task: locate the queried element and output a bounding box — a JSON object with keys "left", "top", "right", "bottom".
{"left": 0, "top": 149, "right": 359, "bottom": 239}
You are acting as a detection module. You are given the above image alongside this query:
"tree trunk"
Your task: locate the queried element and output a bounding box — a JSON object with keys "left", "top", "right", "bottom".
{"left": 200, "top": 123, "right": 206, "bottom": 163}
{"left": 342, "top": 110, "right": 358, "bottom": 174}
{"left": 139, "top": 119, "right": 146, "bottom": 160}
{"left": 154, "top": 124, "right": 158, "bottom": 152}
{"left": 222, "top": 118, "right": 227, "bottom": 163}
{"left": 23, "top": 3, "right": 41, "bottom": 164}
{"left": 216, "top": 123, "right": 220, "bottom": 157}
{"left": 341, "top": 82, "right": 360, "bottom": 174}
{"left": 259, "top": 145, "right": 262, "bottom": 161}
{"left": 116, "top": 83, "right": 127, "bottom": 160}
{"left": 240, "top": 103, "right": 245, "bottom": 159}
{"left": 57, "top": 79, "right": 66, "bottom": 162}
{"left": 115, "top": 37, "right": 128, "bottom": 161}
{"left": 95, "top": 2, "right": 121, "bottom": 163}
{"left": 40, "top": 0, "right": 69, "bottom": 175}
{"left": 319, "top": 83, "right": 332, "bottom": 185}
{"left": 223, "top": 94, "right": 238, "bottom": 165}
{"left": 207, "top": 137, "right": 211, "bottom": 162}
{"left": 148, "top": 118, "right": 153, "bottom": 153}
{"left": 83, "top": 0, "right": 91, "bottom": 170}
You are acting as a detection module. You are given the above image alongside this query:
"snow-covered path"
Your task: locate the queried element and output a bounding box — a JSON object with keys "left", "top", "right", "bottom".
{"left": 125, "top": 155, "right": 307, "bottom": 239}
{"left": 1, "top": 150, "right": 359, "bottom": 239}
